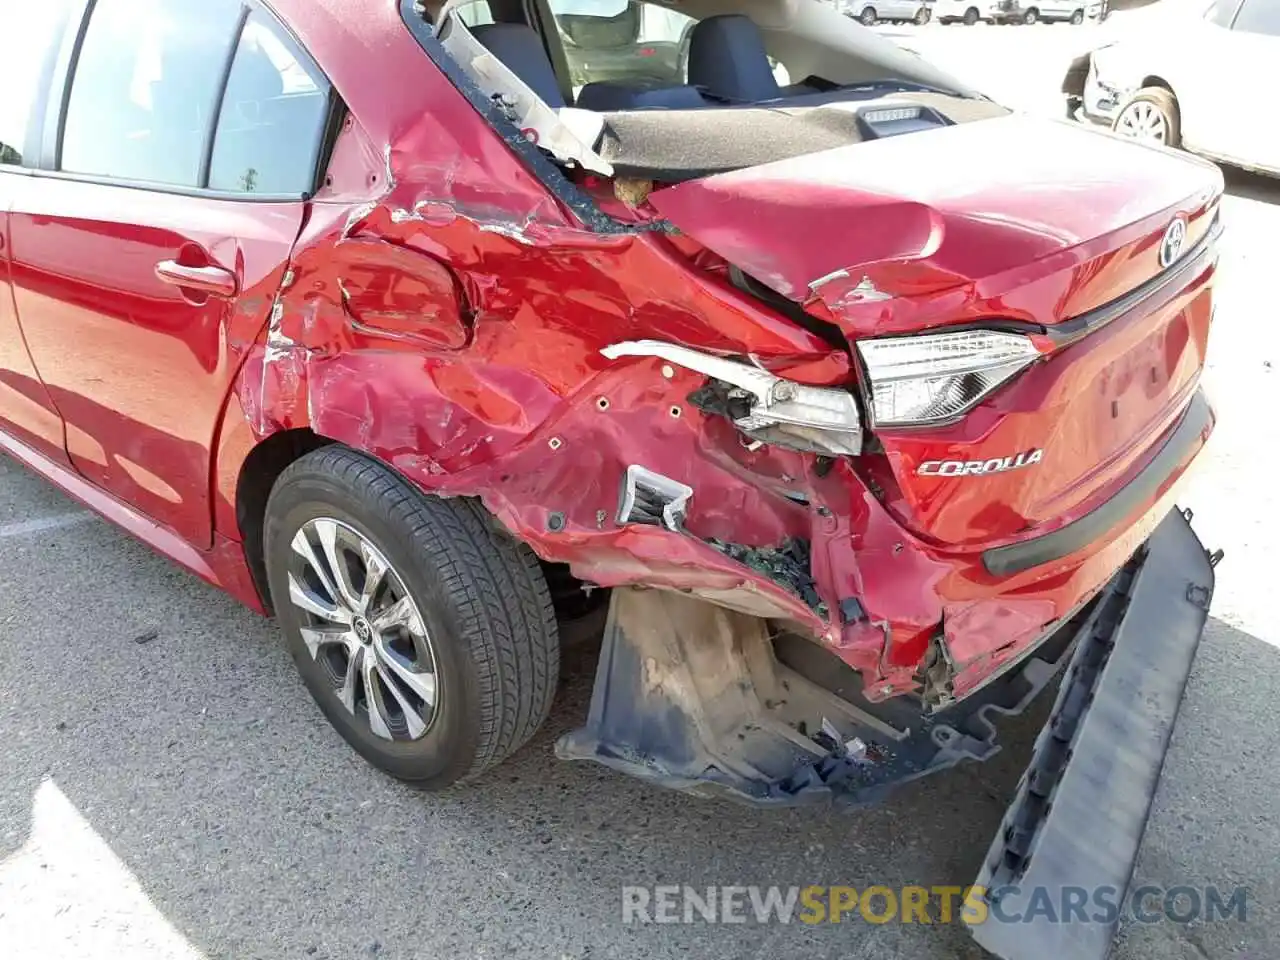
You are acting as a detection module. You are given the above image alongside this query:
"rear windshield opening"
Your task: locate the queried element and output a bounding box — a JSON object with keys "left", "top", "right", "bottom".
{"left": 419, "top": 0, "right": 1002, "bottom": 183}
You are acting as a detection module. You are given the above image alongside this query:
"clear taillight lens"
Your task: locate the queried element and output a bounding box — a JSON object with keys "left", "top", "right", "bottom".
{"left": 856, "top": 330, "right": 1040, "bottom": 426}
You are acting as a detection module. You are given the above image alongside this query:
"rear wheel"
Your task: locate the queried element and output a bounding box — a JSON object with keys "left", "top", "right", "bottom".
{"left": 1113, "top": 87, "right": 1181, "bottom": 149}
{"left": 1070, "top": 8, "right": 1084, "bottom": 22}
{"left": 860, "top": 5, "right": 878, "bottom": 24}
{"left": 963, "top": 6, "right": 980, "bottom": 22}
{"left": 264, "top": 446, "right": 559, "bottom": 788}
{"left": 1022, "top": 6, "right": 1039, "bottom": 22}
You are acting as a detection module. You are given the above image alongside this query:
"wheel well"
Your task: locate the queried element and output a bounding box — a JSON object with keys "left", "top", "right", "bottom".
{"left": 1141, "top": 75, "right": 1173, "bottom": 93}
{"left": 235, "top": 428, "right": 331, "bottom": 613}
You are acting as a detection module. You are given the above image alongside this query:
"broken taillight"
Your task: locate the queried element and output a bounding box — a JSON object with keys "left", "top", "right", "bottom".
{"left": 600, "top": 340, "right": 863, "bottom": 456}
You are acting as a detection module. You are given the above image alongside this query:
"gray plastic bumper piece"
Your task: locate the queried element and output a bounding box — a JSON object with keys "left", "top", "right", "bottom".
{"left": 967, "top": 508, "right": 1217, "bottom": 960}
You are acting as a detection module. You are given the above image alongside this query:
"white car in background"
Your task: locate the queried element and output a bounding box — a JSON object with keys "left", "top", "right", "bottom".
{"left": 845, "top": 0, "right": 933, "bottom": 25}
{"left": 932, "top": 0, "right": 1004, "bottom": 23}
{"left": 935, "top": 0, "right": 1101, "bottom": 22}
{"left": 1064, "top": 0, "right": 1280, "bottom": 174}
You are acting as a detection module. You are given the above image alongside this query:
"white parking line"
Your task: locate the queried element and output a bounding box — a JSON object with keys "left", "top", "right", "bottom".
{"left": 0, "top": 512, "right": 95, "bottom": 540}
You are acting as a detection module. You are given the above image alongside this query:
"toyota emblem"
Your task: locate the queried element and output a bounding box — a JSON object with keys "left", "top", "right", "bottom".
{"left": 1159, "top": 217, "right": 1187, "bottom": 269}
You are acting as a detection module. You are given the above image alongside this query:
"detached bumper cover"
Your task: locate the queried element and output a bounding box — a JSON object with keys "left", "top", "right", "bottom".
{"left": 967, "top": 507, "right": 1216, "bottom": 960}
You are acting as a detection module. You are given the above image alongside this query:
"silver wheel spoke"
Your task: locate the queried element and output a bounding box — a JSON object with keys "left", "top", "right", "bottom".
{"left": 290, "top": 528, "right": 342, "bottom": 610}
{"left": 314, "top": 518, "right": 362, "bottom": 610}
{"left": 358, "top": 542, "right": 389, "bottom": 614}
{"left": 374, "top": 638, "right": 437, "bottom": 709}
{"left": 299, "top": 624, "right": 351, "bottom": 658}
{"left": 374, "top": 659, "right": 428, "bottom": 739}
{"left": 288, "top": 572, "right": 352, "bottom": 625}
{"left": 362, "top": 649, "right": 394, "bottom": 740}
{"left": 372, "top": 595, "right": 419, "bottom": 634}
{"left": 337, "top": 648, "right": 362, "bottom": 714}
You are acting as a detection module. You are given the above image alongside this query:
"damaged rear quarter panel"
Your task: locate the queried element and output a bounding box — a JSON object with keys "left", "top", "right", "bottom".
{"left": 227, "top": 59, "right": 867, "bottom": 641}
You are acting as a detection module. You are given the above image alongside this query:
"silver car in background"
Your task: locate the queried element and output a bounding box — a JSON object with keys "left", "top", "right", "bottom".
{"left": 1064, "top": 0, "right": 1280, "bottom": 175}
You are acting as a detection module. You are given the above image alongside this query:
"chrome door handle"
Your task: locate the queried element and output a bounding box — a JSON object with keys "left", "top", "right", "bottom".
{"left": 155, "top": 260, "right": 239, "bottom": 297}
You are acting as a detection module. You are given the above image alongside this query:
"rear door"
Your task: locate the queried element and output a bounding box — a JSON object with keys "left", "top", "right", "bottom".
{"left": 1191, "top": 0, "right": 1280, "bottom": 168}
{"left": 1173, "top": 0, "right": 1247, "bottom": 154}
{"left": 0, "top": 2, "right": 74, "bottom": 464}
{"left": 9, "top": 0, "right": 333, "bottom": 546}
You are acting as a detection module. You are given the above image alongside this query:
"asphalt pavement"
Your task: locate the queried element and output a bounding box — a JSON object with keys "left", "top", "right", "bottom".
{"left": 2, "top": 18, "right": 1278, "bottom": 960}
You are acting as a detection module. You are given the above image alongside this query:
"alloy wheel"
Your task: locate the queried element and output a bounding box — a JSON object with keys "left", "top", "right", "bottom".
{"left": 286, "top": 517, "right": 439, "bottom": 741}
{"left": 1115, "top": 101, "right": 1168, "bottom": 144}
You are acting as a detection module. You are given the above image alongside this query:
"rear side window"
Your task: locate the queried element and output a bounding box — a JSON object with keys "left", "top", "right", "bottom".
{"left": 456, "top": 1, "right": 496, "bottom": 27}
{"left": 61, "top": 0, "right": 245, "bottom": 186}
{"left": 0, "top": 2, "right": 74, "bottom": 167}
{"left": 1231, "top": 0, "right": 1280, "bottom": 33}
{"left": 207, "top": 11, "right": 330, "bottom": 194}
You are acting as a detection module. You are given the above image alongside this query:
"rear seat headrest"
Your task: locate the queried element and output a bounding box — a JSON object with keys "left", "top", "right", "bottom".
{"left": 470, "top": 23, "right": 566, "bottom": 108}
{"left": 687, "top": 14, "right": 781, "bottom": 103}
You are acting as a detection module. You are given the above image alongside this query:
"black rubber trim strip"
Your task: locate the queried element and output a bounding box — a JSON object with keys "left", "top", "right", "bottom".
{"left": 967, "top": 508, "right": 1213, "bottom": 960}
{"left": 1047, "top": 212, "right": 1221, "bottom": 347}
{"left": 982, "top": 390, "right": 1211, "bottom": 577}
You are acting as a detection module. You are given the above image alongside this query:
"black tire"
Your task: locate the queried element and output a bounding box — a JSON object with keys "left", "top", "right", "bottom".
{"left": 1070, "top": 8, "right": 1084, "bottom": 22}
{"left": 963, "top": 6, "right": 980, "bottom": 23}
{"left": 1022, "top": 7, "right": 1039, "bottom": 22}
{"left": 264, "top": 446, "right": 559, "bottom": 788}
{"left": 1114, "top": 86, "right": 1182, "bottom": 149}
{"left": 860, "top": 6, "right": 878, "bottom": 24}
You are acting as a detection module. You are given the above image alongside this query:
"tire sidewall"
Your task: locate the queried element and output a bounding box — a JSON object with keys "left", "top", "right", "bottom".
{"left": 265, "top": 473, "right": 483, "bottom": 785}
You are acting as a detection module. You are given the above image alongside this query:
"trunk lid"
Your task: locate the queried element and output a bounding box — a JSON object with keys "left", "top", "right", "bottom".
{"left": 648, "top": 114, "right": 1223, "bottom": 548}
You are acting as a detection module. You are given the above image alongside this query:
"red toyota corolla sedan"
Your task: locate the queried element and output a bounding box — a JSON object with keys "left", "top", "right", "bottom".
{"left": 0, "top": 1, "right": 1222, "bottom": 955}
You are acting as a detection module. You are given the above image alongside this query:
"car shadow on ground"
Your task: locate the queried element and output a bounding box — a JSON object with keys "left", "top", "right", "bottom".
{"left": 0, "top": 493, "right": 1275, "bottom": 960}
{"left": 1222, "top": 165, "right": 1280, "bottom": 205}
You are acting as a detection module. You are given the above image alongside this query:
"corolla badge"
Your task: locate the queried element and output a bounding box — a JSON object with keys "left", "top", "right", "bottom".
{"left": 1159, "top": 216, "right": 1188, "bottom": 269}
{"left": 917, "top": 450, "right": 1043, "bottom": 477}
